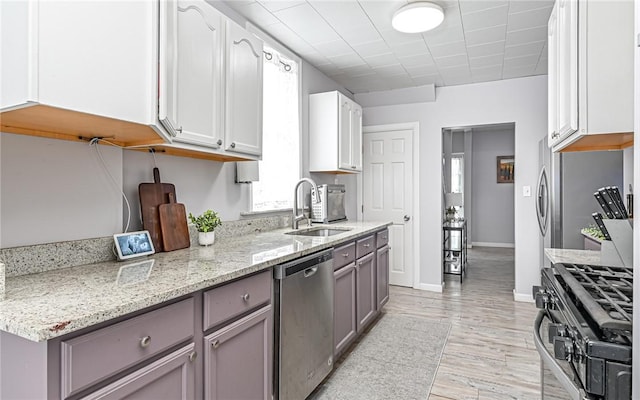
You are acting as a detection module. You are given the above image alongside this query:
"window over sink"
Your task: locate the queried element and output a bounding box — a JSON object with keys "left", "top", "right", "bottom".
{"left": 250, "top": 41, "right": 301, "bottom": 212}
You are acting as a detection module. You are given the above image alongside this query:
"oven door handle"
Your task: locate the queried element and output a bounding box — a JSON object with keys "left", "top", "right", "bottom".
{"left": 534, "top": 311, "right": 587, "bottom": 400}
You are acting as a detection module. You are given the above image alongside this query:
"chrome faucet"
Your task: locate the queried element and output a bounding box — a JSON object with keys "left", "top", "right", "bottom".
{"left": 292, "top": 178, "right": 320, "bottom": 229}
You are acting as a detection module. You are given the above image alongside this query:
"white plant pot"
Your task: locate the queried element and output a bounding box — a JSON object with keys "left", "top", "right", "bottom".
{"left": 198, "top": 231, "right": 215, "bottom": 246}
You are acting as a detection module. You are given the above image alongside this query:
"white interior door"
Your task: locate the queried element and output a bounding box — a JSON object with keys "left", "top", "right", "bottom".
{"left": 362, "top": 129, "right": 414, "bottom": 287}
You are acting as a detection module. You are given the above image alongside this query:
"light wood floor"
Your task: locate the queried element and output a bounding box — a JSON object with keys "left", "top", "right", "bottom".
{"left": 384, "top": 247, "right": 541, "bottom": 400}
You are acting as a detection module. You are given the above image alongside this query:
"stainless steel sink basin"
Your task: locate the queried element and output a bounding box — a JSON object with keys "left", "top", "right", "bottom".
{"left": 285, "top": 227, "right": 352, "bottom": 237}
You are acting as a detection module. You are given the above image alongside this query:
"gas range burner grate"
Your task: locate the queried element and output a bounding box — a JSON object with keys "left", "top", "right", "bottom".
{"left": 555, "top": 263, "right": 633, "bottom": 334}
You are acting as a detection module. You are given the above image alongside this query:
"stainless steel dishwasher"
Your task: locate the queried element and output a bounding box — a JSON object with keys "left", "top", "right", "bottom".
{"left": 274, "top": 249, "right": 334, "bottom": 400}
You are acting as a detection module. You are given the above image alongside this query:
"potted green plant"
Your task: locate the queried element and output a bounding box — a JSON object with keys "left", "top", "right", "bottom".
{"left": 188, "top": 210, "right": 222, "bottom": 246}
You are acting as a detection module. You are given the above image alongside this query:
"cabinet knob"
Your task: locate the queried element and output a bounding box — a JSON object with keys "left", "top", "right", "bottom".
{"left": 217, "top": 139, "right": 222, "bottom": 146}
{"left": 140, "top": 336, "right": 151, "bottom": 348}
{"left": 212, "top": 340, "right": 220, "bottom": 349}
{"left": 351, "top": 165, "right": 356, "bottom": 169}
{"left": 188, "top": 351, "right": 197, "bottom": 362}
{"left": 363, "top": 243, "right": 370, "bottom": 248}
{"left": 230, "top": 142, "right": 236, "bottom": 148}
{"left": 241, "top": 293, "right": 250, "bottom": 302}
{"left": 176, "top": 126, "right": 183, "bottom": 133}
{"left": 342, "top": 253, "right": 349, "bottom": 257}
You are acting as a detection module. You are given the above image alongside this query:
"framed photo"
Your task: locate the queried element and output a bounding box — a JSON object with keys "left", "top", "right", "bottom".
{"left": 497, "top": 156, "right": 515, "bottom": 183}
{"left": 113, "top": 230, "right": 155, "bottom": 260}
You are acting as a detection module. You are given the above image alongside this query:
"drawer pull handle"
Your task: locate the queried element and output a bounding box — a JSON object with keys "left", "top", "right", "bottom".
{"left": 342, "top": 253, "right": 349, "bottom": 257}
{"left": 363, "top": 243, "right": 371, "bottom": 248}
{"left": 140, "top": 336, "right": 151, "bottom": 348}
{"left": 212, "top": 340, "right": 220, "bottom": 349}
{"left": 242, "top": 293, "right": 250, "bottom": 302}
{"left": 188, "top": 351, "right": 197, "bottom": 362}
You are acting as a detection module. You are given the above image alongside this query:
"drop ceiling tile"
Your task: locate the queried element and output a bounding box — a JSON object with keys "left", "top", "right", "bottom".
{"left": 465, "top": 25, "right": 507, "bottom": 46}
{"left": 428, "top": 40, "right": 467, "bottom": 58}
{"left": 506, "top": 26, "right": 547, "bottom": 46}
{"left": 443, "top": 75, "right": 473, "bottom": 86}
{"left": 313, "top": 39, "right": 354, "bottom": 57}
{"left": 504, "top": 40, "right": 545, "bottom": 58}
{"left": 299, "top": 51, "right": 331, "bottom": 65}
{"left": 258, "top": 0, "right": 307, "bottom": 13}
{"left": 225, "top": 0, "right": 257, "bottom": 9}
{"left": 466, "top": 40, "right": 506, "bottom": 58}
{"left": 327, "top": 52, "right": 367, "bottom": 68}
{"left": 338, "top": 24, "right": 384, "bottom": 46}
{"left": 308, "top": 1, "right": 372, "bottom": 29}
{"left": 459, "top": 1, "right": 508, "bottom": 15}
{"left": 358, "top": 0, "right": 406, "bottom": 31}
{"left": 534, "top": 61, "right": 548, "bottom": 74}
{"left": 364, "top": 53, "right": 400, "bottom": 68}
{"left": 261, "top": 23, "right": 313, "bottom": 52}
{"left": 404, "top": 64, "right": 439, "bottom": 77}
{"left": 502, "top": 64, "right": 537, "bottom": 79}
{"left": 507, "top": 7, "right": 553, "bottom": 31}
{"left": 412, "top": 74, "right": 443, "bottom": 86}
{"left": 341, "top": 65, "right": 376, "bottom": 77}
{"left": 434, "top": 54, "right": 469, "bottom": 68}
{"left": 372, "top": 64, "right": 407, "bottom": 75}
{"left": 232, "top": 2, "right": 281, "bottom": 27}
{"left": 470, "top": 64, "right": 503, "bottom": 78}
{"left": 352, "top": 40, "right": 392, "bottom": 58}
{"left": 504, "top": 54, "right": 540, "bottom": 68}
{"left": 423, "top": 25, "right": 465, "bottom": 46}
{"left": 379, "top": 29, "right": 426, "bottom": 47}
{"left": 469, "top": 54, "right": 504, "bottom": 68}
{"left": 383, "top": 74, "right": 414, "bottom": 87}
{"left": 274, "top": 3, "right": 341, "bottom": 44}
{"left": 397, "top": 53, "right": 436, "bottom": 67}
{"left": 508, "top": 0, "right": 554, "bottom": 15}
{"left": 391, "top": 41, "right": 431, "bottom": 58}
{"left": 461, "top": 4, "right": 509, "bottom": 31}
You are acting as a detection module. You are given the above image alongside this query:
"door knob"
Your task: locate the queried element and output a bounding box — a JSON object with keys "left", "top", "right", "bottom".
{"left": 404, "top": 215, "right": 411, "bottom": 222}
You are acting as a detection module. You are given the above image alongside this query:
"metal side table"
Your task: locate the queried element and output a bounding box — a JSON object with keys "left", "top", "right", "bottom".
{"left": 443, "top": 220, "right": 467, "bottom": 282}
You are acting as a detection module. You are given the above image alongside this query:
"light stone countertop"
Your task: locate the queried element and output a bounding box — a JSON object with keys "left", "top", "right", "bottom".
{"left": 0, "top": 221, "right": 391, "bottom": 342}
{"left": 544, "top": 248, "right": 604, "bottom": 266}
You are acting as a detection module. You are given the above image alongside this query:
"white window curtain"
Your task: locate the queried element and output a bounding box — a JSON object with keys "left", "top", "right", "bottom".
{"left": 251, "top": 46, "right": 300, "bottom": 212}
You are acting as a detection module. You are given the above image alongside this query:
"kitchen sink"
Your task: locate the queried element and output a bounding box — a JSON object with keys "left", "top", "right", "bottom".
{"left": 284, "top": 227, "right": 352, "bottom": 237}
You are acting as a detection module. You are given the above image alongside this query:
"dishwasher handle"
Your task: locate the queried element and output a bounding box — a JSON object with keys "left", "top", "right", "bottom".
{"left": 304, "top": 267, "right": 318, "bottom": 278}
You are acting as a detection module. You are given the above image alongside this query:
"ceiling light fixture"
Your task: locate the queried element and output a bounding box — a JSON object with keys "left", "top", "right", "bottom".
{"left": 392, "top": 2, "right": 445, "bottom": 33}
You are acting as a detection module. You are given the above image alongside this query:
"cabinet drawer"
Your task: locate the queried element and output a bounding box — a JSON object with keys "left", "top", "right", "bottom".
{"left": 61, "top": 297, "right": 195, "bottom": 398}
{"left": 356, "top": 235, "right": 375, "bottom": 258}
{"left": 376, "top": 229, "right": 389, "bottom": 248}
{"left": 333, "top": 242, "right": 356, "bottom": 271}
{"left": 203, "top": 270, "right": 271, "bottom": 331}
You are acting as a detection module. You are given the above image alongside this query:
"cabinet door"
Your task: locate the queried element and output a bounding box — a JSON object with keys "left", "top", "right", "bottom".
{"left": 556, "top": 0, "right": 578, "bottom": 141}
{"left": 204, "top": 305, "right": 272, "bottom": 400}
{"left": 334, "top": 263, "right": 357, "bottom": 356}
{"left": 547, "top": 1, "right": 559, "bottom": 145}
{"left": 159, "top": 0, "right": 224, "bottom": 147}
{"left": 351, "top": 104, "right": 363, "bottom": 171}
{"left": 81, "top": 344, "right": 196, "bottom": 400}
{"left": 338, "top": 94, "right": 353, "bottom": 170}
{"left": 224, "top": 21, "right": 263, "bottom": 157}
{"left": 376, "top": 245, "right": 390, "bottom": 310}
{"left": 356, "top": 252, "right": 376, "bottom": 331}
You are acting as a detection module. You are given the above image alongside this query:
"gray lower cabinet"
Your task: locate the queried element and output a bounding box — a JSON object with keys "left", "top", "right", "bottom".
{"left": 356, "top": 252, "right": 376, "bottom": 331}
{"left": 204, "top": 305, "right": 272, "bottom": 400}
{"left": 376, "top": 244, "right": 390, "bottom": 310}
{"left": 333, "top": 262, "right": 357, "bottom": 356}
{"left": 80, "top": 343, "right": 197, "bottom": 400}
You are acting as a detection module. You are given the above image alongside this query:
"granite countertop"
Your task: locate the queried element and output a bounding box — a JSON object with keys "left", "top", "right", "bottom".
{"left": 544, "top": 248, "right": 603, "bottom": 266}
{"left": 0, "top": 221, "right": 390, "bottom": 342}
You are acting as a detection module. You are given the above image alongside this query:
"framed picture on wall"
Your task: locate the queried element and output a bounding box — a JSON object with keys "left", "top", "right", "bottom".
{"left": 497, "top": 156, "right": 514, "bottom": 183}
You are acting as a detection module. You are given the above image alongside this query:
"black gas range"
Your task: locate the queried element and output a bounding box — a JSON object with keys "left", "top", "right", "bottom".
{"left": 533, "top": 263, "right": 633, "bottom": 400}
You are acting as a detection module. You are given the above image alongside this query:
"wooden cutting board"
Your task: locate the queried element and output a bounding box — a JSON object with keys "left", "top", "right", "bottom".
{"left": 158, "top": 192, "right": 190, "bottom": 252}
{"left": 138, "top": 168, "right": 176, "bottom": 252}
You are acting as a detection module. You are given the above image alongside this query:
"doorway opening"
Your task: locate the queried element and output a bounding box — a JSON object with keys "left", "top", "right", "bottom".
{"left": 441, "top": 123, "right": 516, "bottom": 290}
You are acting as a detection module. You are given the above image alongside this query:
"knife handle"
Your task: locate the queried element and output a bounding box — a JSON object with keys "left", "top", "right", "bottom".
{"left": 610, "top": 186, "right": 628, "bottom": 219}
{"left": 594, "top": 192, "right": 615, "bottom": 219}
{"left": 592, "top": 213, "right": 611, "bottom": 241}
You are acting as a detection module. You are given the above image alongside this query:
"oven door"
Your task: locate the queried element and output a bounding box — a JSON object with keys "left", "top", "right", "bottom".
{"left": 534, "top": 311, "right": 589, "bottom": 400}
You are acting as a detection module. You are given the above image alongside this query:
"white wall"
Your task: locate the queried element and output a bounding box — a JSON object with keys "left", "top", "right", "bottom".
{"left": 359, "top": 76, "right": 547, "bottom": 299}
{"left": 0, "top": 133, "right": 123, "bottom": 248}
{"left": 471, "top": 127, "right": 515, "bottom": 246}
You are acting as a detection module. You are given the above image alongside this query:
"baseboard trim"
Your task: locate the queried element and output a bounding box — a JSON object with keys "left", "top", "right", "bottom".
{"left": 472, "top": 242, "right": 515, "bottom": 248}
{"left": 415, "top": 283, "right": 444, "bottom": 293}
{"left": 513, "top": 290, "right": 534, "bottom": 303}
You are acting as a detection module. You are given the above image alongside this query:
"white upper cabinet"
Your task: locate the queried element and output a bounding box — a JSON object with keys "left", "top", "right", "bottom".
{"left": 224, "top": 20, "right": 263, "bottom": 157}
{"left": 159, "top": 0, "right": 224, "bottom": 148}
{"left": 0, "top": 0, "right": 168, "bottom": 145}
{"left": 548, "top": 0, "right": 634, "bottom": 152}
{"left": 310, "top": 91, "right": 363, "bottom": 173}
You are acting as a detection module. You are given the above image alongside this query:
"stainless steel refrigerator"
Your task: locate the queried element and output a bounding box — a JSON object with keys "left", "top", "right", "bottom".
{"left": 537, "top": 136, "right": 623, "bottom": 265}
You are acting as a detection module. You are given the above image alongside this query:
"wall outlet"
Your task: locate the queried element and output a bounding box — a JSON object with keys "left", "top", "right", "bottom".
{"left": 522, "top": 186, "right": 531, "bottom": 197}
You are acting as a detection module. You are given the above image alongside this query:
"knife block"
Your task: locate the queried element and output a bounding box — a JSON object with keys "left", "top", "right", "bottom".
{"left": 600, "top": 219, "right": 633, "bottom": 267}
